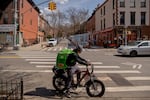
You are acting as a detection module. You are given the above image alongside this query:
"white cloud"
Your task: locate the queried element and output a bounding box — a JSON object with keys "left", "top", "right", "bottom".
{"left": 55, "top": 0, "right": 69, "bottom": 4}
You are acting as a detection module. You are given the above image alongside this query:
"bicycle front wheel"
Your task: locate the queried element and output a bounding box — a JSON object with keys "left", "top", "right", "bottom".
{"left": 86, "top": 80, "right": 105, "bottom": 97}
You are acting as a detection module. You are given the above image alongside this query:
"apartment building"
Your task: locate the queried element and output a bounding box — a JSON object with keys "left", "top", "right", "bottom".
{"left": 94, "top": 0, "right": 150, "bottom": 47}
{"left": 0, "top": 0, "right": 40, "bottom": 47}
{"left": 38, "top": 15, "right": 51, "bottom": 43}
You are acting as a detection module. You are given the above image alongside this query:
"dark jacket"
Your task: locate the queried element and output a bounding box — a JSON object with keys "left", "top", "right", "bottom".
{"left": 66, "top": 52, "right": 88, "bottom": 66}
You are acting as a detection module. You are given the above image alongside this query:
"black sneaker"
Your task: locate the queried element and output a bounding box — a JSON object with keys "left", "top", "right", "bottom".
{"left": 65, "top": 90, "right": 71, "bottom": 98}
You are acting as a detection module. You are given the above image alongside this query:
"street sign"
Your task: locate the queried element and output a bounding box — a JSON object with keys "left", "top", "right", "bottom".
{"left": 0, "top": 24, "right": 15, "bottom": 32}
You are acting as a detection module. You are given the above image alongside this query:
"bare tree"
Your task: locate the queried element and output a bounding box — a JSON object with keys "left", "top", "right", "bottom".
{"left": 47, "top": 11, "right": 67, "bottom": 37}
{"left": 66, "top": 7, "right": 89, "bottom": 34}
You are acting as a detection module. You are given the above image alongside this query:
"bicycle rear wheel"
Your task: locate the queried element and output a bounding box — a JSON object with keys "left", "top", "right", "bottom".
{"left": 53, "top": 75, "right": 67, "bottom": 92}
{"left": 86, "top": 80, "right": 105, "bottom": 97}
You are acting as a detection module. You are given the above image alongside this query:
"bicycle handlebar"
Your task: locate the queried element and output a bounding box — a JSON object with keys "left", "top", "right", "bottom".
{"left": 86, "top": 64, "right": 94, "bottom": 74}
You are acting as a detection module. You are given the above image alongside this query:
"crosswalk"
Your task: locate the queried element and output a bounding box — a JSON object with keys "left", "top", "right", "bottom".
{"left": 41, "top": 46, "right": 100, "bottom": 52}
{"left": 15, "top": 53, "right": 150, "bottom": 94}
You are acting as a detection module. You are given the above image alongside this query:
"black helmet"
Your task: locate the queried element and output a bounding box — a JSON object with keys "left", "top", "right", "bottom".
{"left": 73, "top": 45, "right": 82, "bottom": 53}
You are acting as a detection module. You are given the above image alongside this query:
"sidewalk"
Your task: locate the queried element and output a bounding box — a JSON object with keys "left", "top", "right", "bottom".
{"left": 19, "top": 42, "right": 47, "bottom": 51}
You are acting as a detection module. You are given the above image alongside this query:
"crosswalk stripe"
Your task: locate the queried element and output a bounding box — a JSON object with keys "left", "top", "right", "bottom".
{"left": 106, "top": 86, "right": 150, "bottom": 92}
{"left": 22, "top": 57, "right": 56, "bottom": 59}
{"left": 42, "top": 47, "right": 101, "bottom": 52}
{"left": 36, "top": 65, "right": 120, "bottom": 68}
{"left": 30, "top": 61, "right": 102, "bottom": 65}
{"left": 26, "top": 59, "right": 56, "bottom": 61}
{"left": 30, "top": 62, "right": 55, "bottom": 64}
{"left": 93, "top": 70, "right": 141, "bottom": 74}
{"left": 2, "top": 69, "right": 140, "bottom": 74}
{"left": 125, "top": 77, "right": 150, "bottom": 81}
{"left": 1, "top": 70, "right": 140, "bottom": 74}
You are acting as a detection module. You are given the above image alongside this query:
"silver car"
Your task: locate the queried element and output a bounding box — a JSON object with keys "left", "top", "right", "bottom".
{"left": 117, "top": 40, "right": 150, "bottom": 57}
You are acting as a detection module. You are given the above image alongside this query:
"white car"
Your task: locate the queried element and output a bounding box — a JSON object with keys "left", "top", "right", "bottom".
{"left": 48, "top": 38, "right": 57, "bottom": 46}
{"left": 117, "top": 40, "right": 150, "bottom": 57}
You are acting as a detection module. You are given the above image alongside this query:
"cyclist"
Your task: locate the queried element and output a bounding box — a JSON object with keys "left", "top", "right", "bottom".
{"left": 65, "top": 46, "right": 91, "bottom": 98}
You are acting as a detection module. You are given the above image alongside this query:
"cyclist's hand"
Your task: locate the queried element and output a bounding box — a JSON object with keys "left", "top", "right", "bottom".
{"left": 87, "top": 61, "right": 91, "bottom": 66}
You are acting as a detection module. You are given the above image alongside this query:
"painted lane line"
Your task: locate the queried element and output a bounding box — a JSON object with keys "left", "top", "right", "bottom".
{"left": 26, "top": 59, "right": 56, "bottom": 61}
{"left": 91, "top": 62, "right": 103, "bottom": 65}
{"left": 21, "top": 57, "right": 56, "bottom": 59}
{"left": 30, "top": 61, "right": 102, "bottom": 65}
{"left": 132, "top": 64, "right": 142, "bottom": 69}
{"left": 125, "top": 77, "right": 150, "bottom": 81}
{"left": 106, "top": 86, "right": 150, "bottom": 92}
{"left": 93, "top": 70, "right": 141, "bottom": 74}
{"left": 121, "top": 62, "right": 136, "bottom": 66}
{"left": 30, "top": 62, "right": 55, "bottom": 64}
{"left": 1, "top": 69, "right": 140, "bottom": 74}
{"left": 97, "top": 76, "right": 150, "bottom": 81}
{"left": 36, "top": 65, "right": 120, "bottom": 69}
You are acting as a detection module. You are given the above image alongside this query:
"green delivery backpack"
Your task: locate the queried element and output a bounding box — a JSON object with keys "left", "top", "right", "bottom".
{"left": 56, "top": 48, "right": 74, "bottom": 70}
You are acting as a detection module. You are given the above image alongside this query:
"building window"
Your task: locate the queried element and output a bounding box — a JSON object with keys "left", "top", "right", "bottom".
{"left": 141, "top": 12, "right": 146, "bottom": 25}
{"left": 101, "top": 8, "right": 103, "bottom": 16}
{"left": 141, "top": 0, "right": 146, "bottom": 7}
{"left": 103, "top": 6, "right": 105, "bottom": 15}
{"left": 120, "top": 12, "right": 125, "bottom": 25}
{"left": 113, "top": 0, "right": 115, "bottom": 9}
{"left": 21, "top": 0, "right": 23, "bottom": 8}
{"left": 130, "top": 0, "right": 135, "bottom": 8}
{"left": 101, "top": 20, "right": 102, "bottom": 30}
{"left": 113, "top": 13, "right": 115, "bottom": 26}
{"left": 130, "top": 12, "right": 135, "bottom": 25}
{"left": 120, "top": 0, "right": 125, "bottom": 7}
{"left": 30, "top": 19, "right": 32, "bottom": 25}
{"left": 21, "top": 13, "right": 23, "bottom": 24}
{"left": 3, "top": 13, "right": 8, "bottom": 24}
{"left": 104, "top": 18, "right": 105, "bottom": 29}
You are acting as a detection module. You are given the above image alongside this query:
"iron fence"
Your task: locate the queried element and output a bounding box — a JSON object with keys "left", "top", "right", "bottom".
{"left": 0, "top": 78, "right": 23, "bottom": 100}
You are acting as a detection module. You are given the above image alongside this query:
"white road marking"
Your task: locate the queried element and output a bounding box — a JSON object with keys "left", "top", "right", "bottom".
{"left": 97, "top": 76, "right": 150, "bottom": 81}
{"left": 106, "top": 86, "right": 150, "bottom": 92}
{"left": 132, "top": 64, "right": 142, "bottom": 69}
{"left": 125, "top": 77, "right": 150, "bottom": 81}
{"left": 91, "top": 62, "right": 103, "bottom": 65}
{"left": 21, "top": 57, "right": 56, "bottom": 59}
{"left": 36, "top": 65, "right": 120, "bottom": 69}
{"left": 30, "top": 62, "right": 55, "bottom": 64}
{"left": 29, "top": 61, "right": 102, "bottom": 65}
{"left": 26, "top": 59, "right": 56, "bottom": 61}
{"left": 93, "top": 70, "right": 141, "bottom": 74}
{"left": 121, "top": 62, "right": 136, "bottom": 65}
{"left": 1, "top": 69, "right": 140, "bottom": 74}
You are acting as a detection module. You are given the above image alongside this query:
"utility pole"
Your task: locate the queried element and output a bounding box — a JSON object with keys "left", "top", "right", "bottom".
{"left": 124, "top": 26, "right": 128, "bottom": 46}
{"left": 14, "top": 0, "right": 18, "bottom": 50}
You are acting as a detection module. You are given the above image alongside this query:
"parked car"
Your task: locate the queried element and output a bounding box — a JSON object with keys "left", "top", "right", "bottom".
{"left": 47, "top": 38, "right": 57, "bottom": 46}
{"left": 117, "top": 40, "right": 150, "bottom": 57}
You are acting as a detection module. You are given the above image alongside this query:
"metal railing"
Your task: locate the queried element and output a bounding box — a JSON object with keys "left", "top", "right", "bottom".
{"left": 0, "top": 78, "right": 23, "bottom": 100}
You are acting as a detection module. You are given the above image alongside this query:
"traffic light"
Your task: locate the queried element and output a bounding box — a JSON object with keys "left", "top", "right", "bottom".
{"left": 48, "top": 2, "right": 56, "bottom": 10}
{"left": 53, "top": 2, "right": 56, "bottom": 10}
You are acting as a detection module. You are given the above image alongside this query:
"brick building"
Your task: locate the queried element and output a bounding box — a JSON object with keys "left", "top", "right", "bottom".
{"left": 0, "top": 0, "right": 40, "bottom": 47}
{"left": 87, "top": 0, "right": 150, "bottom": 47}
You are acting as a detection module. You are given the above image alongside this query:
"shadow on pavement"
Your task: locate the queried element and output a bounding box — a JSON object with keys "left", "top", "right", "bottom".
{"left": 114, "top": 54, "right": 150, "bottom": 58}
{"left": 24, "top": 87, "right": 64, "bottom": 99}
{"left": 24, "top": 87, "right": 88, "bottom": 99}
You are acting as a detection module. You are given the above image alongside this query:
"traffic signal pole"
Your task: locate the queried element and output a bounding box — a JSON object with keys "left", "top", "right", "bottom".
{"left": 13, "top": 0, "right": 18, "bottom": 50}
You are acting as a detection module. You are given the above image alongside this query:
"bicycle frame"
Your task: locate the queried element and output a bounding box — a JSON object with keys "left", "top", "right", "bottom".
{"left": 75, "top": 65, "right": 93, "bottom": 86}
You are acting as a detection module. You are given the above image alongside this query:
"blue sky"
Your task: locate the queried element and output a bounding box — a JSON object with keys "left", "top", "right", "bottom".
{"left": 33, "top": 0, "right": 105, "bottom": 15}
